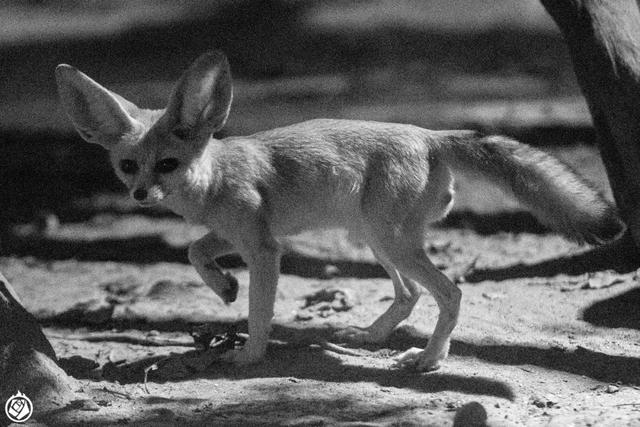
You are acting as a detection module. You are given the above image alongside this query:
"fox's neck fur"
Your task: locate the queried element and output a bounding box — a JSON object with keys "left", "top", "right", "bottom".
{"left": 161, "top": 140, "right": 220, "bottom": 222}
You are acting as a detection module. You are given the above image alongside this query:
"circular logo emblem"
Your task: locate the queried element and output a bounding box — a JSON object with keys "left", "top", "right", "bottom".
{"left": 4, "top": 391, "right": 33, "bottom": 423}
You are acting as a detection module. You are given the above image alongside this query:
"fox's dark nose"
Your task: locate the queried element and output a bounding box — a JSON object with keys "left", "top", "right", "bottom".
{"left": 133, "top": 188, "right": 148, "bottom": 201}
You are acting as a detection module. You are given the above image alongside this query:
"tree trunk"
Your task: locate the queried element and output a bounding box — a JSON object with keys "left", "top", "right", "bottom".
{"left": 540, "top": 0, "right": 640, "bottom": 254}
{"left": 0, "top": 272, "right": 76, "bottom": 422}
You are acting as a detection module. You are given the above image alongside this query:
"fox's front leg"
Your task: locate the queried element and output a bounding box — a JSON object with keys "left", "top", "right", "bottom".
{"left": 222, "top": 235, "right": 281, "bottom": 364}
{"left": 188, "top": 232, "right": 238, "bottom": 303}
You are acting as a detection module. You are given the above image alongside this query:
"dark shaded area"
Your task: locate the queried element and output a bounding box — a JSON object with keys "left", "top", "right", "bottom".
{"left": 200, "top": 344, "right": 515, "bottom": 400}
{"left": 0, "top": 132, "right": 117, "bottom": 225}
{"left": 0, "top": 233, "right": 387, "bottom": 279}
{"left": 58, "top": 320, "right": 640, "bottom": 398}
{"left": 454, "top": 341, "right": 640, "bottom": 386}
{"left": 383, "top": 326, "right": 640, "bottom": 385}
{"left": 2, "top": 209, "right": 632, "bottom": 285}
{"left": 4, "top": 216, "right": 632, "bottom": 281}
{"left": 440, "top": 210, "right": 548, "bottom": 235}
{"left": 0, "top": 0, "right": 572, "bottom": 106}
{"left": 582, "top": 287, "right": 640, "bottom": 330}
{"left": 90, "top": 329, "right": 514, "bottom": 402}
{"left": 465, "top": 233, "right": 640, "bottom": 282}
{"left": 42, "top": 392, "right": 438, "bottom": 426}
{"left": 2, "top": 234, "right": 190, "bottom": 264}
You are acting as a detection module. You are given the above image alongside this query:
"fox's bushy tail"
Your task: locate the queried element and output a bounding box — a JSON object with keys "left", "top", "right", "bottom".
{"left": 431, "top": 131, "right": 625, "bottom": 244}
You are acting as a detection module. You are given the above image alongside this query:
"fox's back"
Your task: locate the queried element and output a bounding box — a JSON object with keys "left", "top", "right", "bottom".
{"left": 219, "top": 119, "right": 436, "bottom": 236}
{"left": 251, "top": 119, "right": 432, "bottom": 183}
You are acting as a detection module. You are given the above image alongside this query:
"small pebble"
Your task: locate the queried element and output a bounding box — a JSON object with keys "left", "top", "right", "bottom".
{"left": 322, "top": 264, "right": 340, "bottom": 278}
{"left": 606, "top": 384, "right": 620, "bottom": 394}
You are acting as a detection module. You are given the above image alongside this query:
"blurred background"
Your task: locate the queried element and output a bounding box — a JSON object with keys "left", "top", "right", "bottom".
{"left": 0, "top": 0, "right": 601, "bottom": 227}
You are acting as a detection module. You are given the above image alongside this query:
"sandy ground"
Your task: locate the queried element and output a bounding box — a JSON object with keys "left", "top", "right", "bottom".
{"left": 2, "top": 144, "right": 640, "bottom": 426}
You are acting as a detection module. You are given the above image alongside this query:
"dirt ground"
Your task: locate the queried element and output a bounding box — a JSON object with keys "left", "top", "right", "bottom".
{"left": 1, "top": 145, "right": 640, "bottom": 426}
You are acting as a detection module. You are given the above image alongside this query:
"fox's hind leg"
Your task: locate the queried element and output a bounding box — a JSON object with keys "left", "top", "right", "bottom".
{"left": 373, "top": 214, "right": 460, "bottom": 372}
{"left": 333, "top": 250, "right": 421, "bottom": 343}
{"left": 374, "top": 162, "right": 459, "bottom": 371}
{"left": 388, "top": 247, "right": 460, "bottom": 372}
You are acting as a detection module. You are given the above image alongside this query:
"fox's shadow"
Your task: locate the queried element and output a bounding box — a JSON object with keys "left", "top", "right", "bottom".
{"left": 63, "top": 322, "right": 516, "bottom": 400}
{"left": 465, "top": 232, "right": 639, "bottom": 282}
{"left": 60, "top": 321, "right": 640, "bottom": 399}
{"left": 582, "top": 287, "right": 640, "bottom": 330}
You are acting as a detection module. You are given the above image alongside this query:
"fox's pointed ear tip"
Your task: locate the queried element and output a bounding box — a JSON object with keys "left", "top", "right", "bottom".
{"left": 208, "top": 49, "right": 227, "bottom": 58}
{"left": 55, "top": 63, "right": 74, "bottom": 71}
{"left": 54, "top": 64, "right": 78, "bottom": 79}
{"left": 201, "top": 50, "right": 229, "bottom": 65}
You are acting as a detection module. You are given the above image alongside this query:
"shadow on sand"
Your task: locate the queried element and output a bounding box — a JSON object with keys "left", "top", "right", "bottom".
{"left": 582, "top": 287, "right": 640, "bottom": 330}
{"left": 4, "top": 212, "right": 636, "bottom": 280}
{"left": 60, "top": 321, "right": 640, "bottom": 399}
{"left": 465, "top": 233, "right": 639, "bottom": 282}
{"left": 66, "top": 323, "right": 514, "bottom": 401}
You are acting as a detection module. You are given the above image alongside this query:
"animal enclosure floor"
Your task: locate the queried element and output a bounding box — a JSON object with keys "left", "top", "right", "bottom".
{"left": 3, "top": 217, "right": 640, "bottom": 425}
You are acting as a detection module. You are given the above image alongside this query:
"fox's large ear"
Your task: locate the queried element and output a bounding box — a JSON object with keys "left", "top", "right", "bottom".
{"left": 165, "top": 50, "right": 232, "bottom": 141}
{"left": 55, "top": 65, "right": 142, "bottom": 149}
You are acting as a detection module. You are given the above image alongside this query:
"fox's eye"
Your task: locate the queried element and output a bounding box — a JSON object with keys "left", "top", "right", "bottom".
{"left": 119, "top": 159, "right": 139, "bottom": 175}
{"left": 154, "top": 158, "right": 180, "bottom": 174}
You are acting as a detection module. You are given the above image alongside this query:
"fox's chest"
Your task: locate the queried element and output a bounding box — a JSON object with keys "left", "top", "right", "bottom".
{"left": 161, "top": 192, "right": 210, "bottom": 225}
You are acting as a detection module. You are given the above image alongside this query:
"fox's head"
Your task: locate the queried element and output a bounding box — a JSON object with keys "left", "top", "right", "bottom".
{"left": 55, "top": 51, "right": 232, "bottom": 208}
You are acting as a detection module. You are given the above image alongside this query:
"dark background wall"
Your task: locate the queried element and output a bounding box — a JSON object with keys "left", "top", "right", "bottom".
{"left": 0, "top": 0, "right": 593, "bottom": 224}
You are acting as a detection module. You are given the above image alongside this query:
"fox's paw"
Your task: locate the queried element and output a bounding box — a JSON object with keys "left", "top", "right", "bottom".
{"left": 394, "top": 347, "right": 442, "bottom": 372}
{"left": 333, "top": 325, "right": 387, "bottom": 344}
{"left": 202, "top": 263, "right": 239, "bottom": 303}
{"left": 220, "top": 271, "right": 239, "bottom": 302}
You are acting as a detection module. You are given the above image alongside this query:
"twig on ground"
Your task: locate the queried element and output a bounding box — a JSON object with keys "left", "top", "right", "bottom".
{"left": 101, "top": 386, "right": 133, "bottom": 400}
{"left": 316, "top": 341, "right": 366, "bottom": 357}
{"left": 143, "top": 362, "right": 160, "bottom": 394}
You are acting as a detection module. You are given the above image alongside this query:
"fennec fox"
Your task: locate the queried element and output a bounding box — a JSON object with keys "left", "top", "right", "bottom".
{"left": 55, "top": 51, "right": 624, "bottom": 371}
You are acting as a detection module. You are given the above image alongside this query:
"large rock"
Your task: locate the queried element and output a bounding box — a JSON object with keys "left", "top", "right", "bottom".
{"left": 0, "top": 273, "right": 77, "bottom": 422}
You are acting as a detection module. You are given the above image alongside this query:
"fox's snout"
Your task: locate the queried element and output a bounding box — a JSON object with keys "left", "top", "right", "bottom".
{"left": 129, "top": 184, "right": 165, "bottom": 206}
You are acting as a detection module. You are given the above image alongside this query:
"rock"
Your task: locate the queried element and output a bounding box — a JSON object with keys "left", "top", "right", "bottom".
{"left": 1, "top": 347, "right": 77, "bottom": 418}
{"left": 482, "top": 292, "right": 506, "bottom": 300}
{"left": 531, "top": 395, "right": 557, "bottom": 408}
{"left": 0, "top": 273, "right": 78, "bottom": 422}
{"left": 581, "top": 271, "right": 625, "bottom": 290}
{"left": 606, "top": 384, "right": 620, "bottom": 393}
{"left": 297, "top": 287, "right": 357, "bottom": 319}
{"left": 453, "top": 401, "right": 488, "bottom": 426}
{"left": 322, "top": 264, "right": 340, "bottom": 278}
{"left": 302, "top": 288, "right": 356, "bottom": 311}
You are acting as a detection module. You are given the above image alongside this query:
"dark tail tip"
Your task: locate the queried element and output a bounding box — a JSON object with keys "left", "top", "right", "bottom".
{"left": 585, "top": 210, "right": 626, "bottom": 245}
